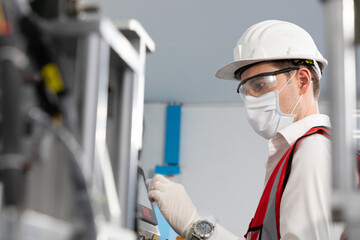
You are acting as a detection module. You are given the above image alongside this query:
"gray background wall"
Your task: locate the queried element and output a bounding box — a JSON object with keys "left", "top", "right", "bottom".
{"left": 97, "top": 0, "right": 327, "bottom": 103}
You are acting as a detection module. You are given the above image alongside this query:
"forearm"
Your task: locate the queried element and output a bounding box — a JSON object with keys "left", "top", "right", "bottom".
{"left": 210, "top": 225, "right": 241, "bottom": 240}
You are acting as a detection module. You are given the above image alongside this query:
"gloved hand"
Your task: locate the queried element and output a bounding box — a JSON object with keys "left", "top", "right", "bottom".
{"left": 147, "top": 174, "right": 201, "bottom": 237}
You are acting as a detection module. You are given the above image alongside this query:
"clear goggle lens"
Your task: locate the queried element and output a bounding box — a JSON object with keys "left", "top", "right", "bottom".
{"left": 236, "top": 67, "right": 300, "bottom": 99}
{"left": 238, "top": 75, "right": 278, "bottom": 98}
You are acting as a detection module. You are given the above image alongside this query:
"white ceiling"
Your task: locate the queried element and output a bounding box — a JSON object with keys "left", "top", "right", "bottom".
{"left": 98, "top": 0, "right": 326, "bottom": 103}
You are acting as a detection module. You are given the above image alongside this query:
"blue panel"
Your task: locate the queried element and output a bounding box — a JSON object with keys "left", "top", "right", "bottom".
{"left": 164, "top": 105, "right": 181, "bottom": 165}
{"left": 155, "top": 206, "right": 179, "bottom": 240}
{"left": 154, "top": 206, "right": 170, "bottom": 239}
{"left": 155, "top": 165, "right": 180, "bottom": 176}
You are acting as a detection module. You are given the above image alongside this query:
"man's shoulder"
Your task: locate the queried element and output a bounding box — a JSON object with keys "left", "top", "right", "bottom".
{"left": 298, "top": 130, "right": 331, "bottom": 147}
{"left": 292, "top": 132, "right": 331, "bottom": 168}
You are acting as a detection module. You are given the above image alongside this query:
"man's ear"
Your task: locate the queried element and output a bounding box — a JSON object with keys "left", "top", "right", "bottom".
{"left": 297, "top": 68, "right": 312, "bottom": 95}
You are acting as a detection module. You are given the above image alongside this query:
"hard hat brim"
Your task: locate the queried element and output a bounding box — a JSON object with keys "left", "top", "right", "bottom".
{"left": 215, "top": 57, "right": 328, "bottom": 81}
{"left": 215, "top": 60, "right": 262, "bottom": 80}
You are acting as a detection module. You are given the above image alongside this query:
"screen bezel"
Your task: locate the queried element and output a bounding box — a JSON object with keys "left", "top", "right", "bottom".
{"left": 136, "top": 167, "right": 158, "bottom": 226}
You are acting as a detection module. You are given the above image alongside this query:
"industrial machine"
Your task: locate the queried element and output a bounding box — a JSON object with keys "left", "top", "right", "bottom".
{"left": 0, "top": 0, "right": 160, "bottom": 239}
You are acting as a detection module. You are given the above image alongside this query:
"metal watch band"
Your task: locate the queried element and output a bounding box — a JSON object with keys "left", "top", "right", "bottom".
{"left": 190, "top": 235, "right": 200, "bottom": 240}
{"left": 188, "top": 227, "right": 199, "bottom": 240}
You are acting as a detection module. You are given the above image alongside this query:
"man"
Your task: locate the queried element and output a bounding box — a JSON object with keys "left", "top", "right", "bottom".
{"left": 147, "top": 20, "right": 338, "bottom": 239}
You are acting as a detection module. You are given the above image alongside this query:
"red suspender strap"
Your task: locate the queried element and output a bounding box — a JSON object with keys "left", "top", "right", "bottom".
{"left": 274, "top": 126, "right": 330, "bottom": 239}
{"left": 245, "top": 147, "right": 292, "bottom": 232}
{"left": 244, "top": 145, "right": 294, "bottom": 239}
{"left": 244, "top": 126, "right": 331, "bottom": 240}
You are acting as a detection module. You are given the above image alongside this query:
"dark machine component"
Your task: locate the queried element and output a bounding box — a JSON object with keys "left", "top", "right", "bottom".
{"left": 0, "top": 0, "right": 33, "bottom": 207}
{"left": 29, "top": 0, "right": 62, "bottom": 19}
{"left": 0, "top": 60, "right": 29, "bottom": 206}
{"left": 30, "top": 0, "right": 100, "bottom": 20}
{"left": 355, "top": 0, "right": 360, "bottom": 44}
{"left": 19, "top": 16, "right": 65, "bottom": 117}
{"left": 136, "top": 167, "right": 158, "bottom": 226}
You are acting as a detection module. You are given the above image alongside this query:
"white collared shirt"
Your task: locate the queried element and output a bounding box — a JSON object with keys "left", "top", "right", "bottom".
{"left": 266, "top": 114, "right": 330, "bottom": 185}
{"left": 209, "top": 114, "right": 342, "bottom": 240}
{"left": 267, "top": 114, "right": 338, "bottom": 239}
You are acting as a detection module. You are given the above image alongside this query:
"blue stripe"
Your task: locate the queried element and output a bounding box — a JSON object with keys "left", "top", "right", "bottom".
{"left": 164, "top": 105, "right": 181, "bottom": 165}
{"left": 154, "top": 165, "right": 180, "bottom": 175}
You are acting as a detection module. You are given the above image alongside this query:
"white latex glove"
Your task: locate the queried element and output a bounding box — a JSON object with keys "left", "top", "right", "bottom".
{"left": 147, "top": 174, "right": 201, "bottom": 237}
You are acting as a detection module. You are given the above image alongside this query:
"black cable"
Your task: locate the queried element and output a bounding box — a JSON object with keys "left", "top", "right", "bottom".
{"left": 28, "top": 107, "right": 97, "bottom": 240}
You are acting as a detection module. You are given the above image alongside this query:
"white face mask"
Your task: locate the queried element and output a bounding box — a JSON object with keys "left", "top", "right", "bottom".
{"left": 244, "top": 73, "right": 302, "bottom": 139}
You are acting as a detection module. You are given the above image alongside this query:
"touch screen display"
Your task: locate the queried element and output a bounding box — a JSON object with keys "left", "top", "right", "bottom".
{"left": 138, "top": 173, "right": 153, "bottom": 209}
{"left": 137, "top": 167, "right": 158, "bottom": 226}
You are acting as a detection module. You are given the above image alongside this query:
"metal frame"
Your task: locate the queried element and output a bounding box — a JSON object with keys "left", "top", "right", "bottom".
{"left": 323, "top": 0, "right": 360, "bottom": 238}
{"left": 40, "top": 17, "right": 155, "bottom": 233}
{"left": 116, "top": 19, "right": 155, "bottom": 229}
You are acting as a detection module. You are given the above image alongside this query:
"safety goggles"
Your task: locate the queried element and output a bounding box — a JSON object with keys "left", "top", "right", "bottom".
{"left": 236, "top": 67, "right": 300, "bottom": 98}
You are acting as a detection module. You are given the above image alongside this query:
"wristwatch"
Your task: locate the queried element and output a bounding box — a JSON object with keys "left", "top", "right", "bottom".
{"left": 188, "top": 219, "right": 215, "bottom": 240}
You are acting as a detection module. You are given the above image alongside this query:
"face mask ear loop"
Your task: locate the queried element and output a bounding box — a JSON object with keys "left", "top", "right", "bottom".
{"left": 290, "top": 94, "right": 303, "bottom": 115}
{"left": 279, "top": 71, "right": 297, "bottom": 94}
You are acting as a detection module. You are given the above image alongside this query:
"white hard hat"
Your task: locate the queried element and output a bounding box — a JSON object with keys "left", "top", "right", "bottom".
{"left": 215, "top": 20, "right": 328, "bottom": 80}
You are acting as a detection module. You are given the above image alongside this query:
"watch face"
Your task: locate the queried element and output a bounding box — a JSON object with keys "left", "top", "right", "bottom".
{"left": 194, "top": 220, "right": 214, "bottom": 238}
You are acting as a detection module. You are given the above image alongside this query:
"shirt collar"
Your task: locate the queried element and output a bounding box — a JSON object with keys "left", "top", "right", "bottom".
{"left": 275, "top": 114, "right": 331, "bottom": 146}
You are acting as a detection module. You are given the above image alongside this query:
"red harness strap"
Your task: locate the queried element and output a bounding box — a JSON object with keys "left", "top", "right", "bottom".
{"left": 244, "top": 126, "right": 331, "bottom": 240}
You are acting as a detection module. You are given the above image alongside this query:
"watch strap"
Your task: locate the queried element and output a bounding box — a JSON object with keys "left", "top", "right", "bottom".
{"left": 190, "top": 235, "right": 201, "bottom": 240}
{"left": 188, "top": 226, "right": 198, "bottom": 240}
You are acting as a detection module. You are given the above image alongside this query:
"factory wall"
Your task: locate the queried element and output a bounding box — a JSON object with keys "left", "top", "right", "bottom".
{"left": 139, "top": 101, "right": 331, "bottom": 236}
